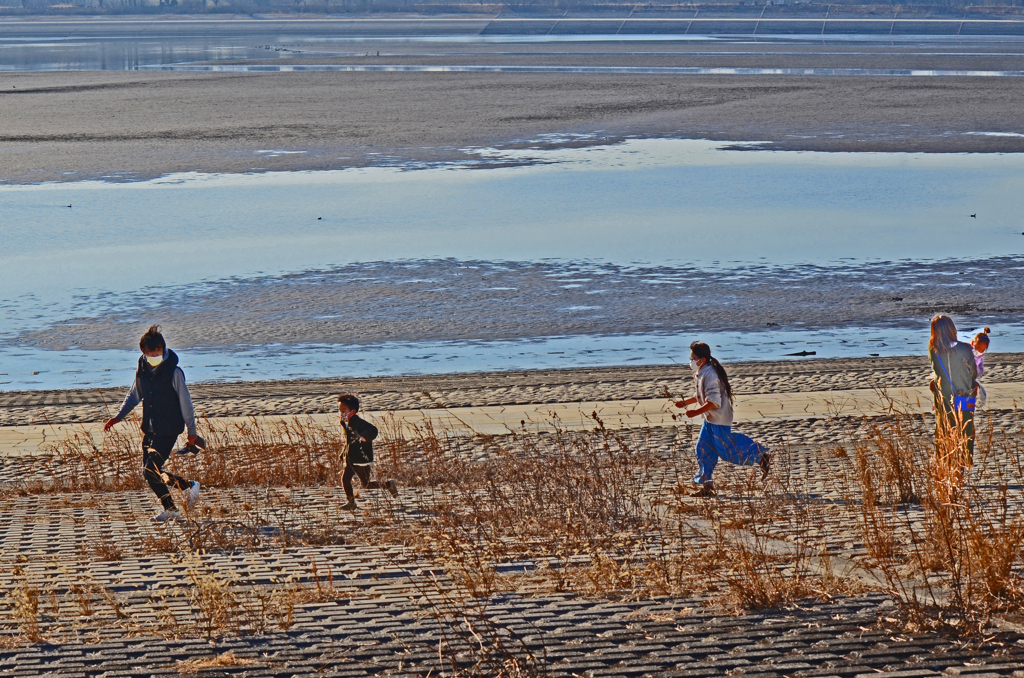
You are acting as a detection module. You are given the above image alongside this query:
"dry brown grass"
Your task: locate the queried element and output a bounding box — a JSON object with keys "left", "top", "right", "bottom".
{"left": 175, "top": 651, "right": 261, "bottom": 674}
{"left": 29, "top": 409, "right": 846, "bottom": 608}
{"left": 18, "top": 394, "right": 1024, "bottom": 646}
{"left": 39, "top": 413, "right": 346, "bottom": 494}
{"left": 832, "top": 395, "right": 1024, "bottom": 635}
{"left": 3, "top": 573, "right": 44, "bottom": 643}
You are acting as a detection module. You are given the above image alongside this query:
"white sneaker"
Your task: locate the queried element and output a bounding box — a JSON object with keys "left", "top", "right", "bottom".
{"left": 185, "top": 481, "right": 201, "bottom": 511}
{"left": 151, "top": 510, "right": 181, "bottom": 523}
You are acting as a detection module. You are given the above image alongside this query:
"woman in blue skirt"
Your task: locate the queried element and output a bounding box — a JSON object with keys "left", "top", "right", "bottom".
{"left": 675, "top": 341, "right": 771, "bottom": 497}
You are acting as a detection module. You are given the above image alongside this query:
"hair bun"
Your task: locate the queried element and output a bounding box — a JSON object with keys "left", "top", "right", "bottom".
{"left": 984, "top": 327, "right": 990, "bottom": 334}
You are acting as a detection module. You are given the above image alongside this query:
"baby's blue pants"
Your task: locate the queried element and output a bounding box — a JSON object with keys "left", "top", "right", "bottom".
{"left": 693, "top": 420, "right": 767, "bottom": 485}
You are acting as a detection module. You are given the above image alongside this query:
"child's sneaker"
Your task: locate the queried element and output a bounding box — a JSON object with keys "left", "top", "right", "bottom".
{"left": 690, "top": 483, "right": 716, "bottom": 498}
{"left": 342, "top": 499, "right": 358, "bottom": 511}
{"left": 185, "top": 481, "right": 201, "bottom": 510}
{"left": 759, "top": 450, "right": 772, "bottom": 481}
{"left": 386, "top": 479, "right": 399, "bottom": 498}
{"left": 151, "top": 510, "right": 181, "bottom": 523}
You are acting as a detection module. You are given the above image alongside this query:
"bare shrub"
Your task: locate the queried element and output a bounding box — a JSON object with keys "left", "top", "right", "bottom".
{"left": 3, "top": 575, "right": 43, "bottom": 643}
{"left": 837, "top": 396, "right": 1024, "bottom": 635}
{"left": 39, "top": 414, "right": 345, "bottom": 495}
{"left": 42, "top": 413, "right": 144, "bottom": 492}
{"left": 184, "top": 555, "right": 242, "bottom": 639}
{"left": 176, "top": 651, "right": 260, "bottom": 674}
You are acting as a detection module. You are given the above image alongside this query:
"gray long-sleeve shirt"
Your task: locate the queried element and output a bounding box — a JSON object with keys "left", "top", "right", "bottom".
{"left": 694, "top": 363, "right": 734, "bottom": 427}
{"left": 115, "top": 359, "right": 197, "bottom": 436}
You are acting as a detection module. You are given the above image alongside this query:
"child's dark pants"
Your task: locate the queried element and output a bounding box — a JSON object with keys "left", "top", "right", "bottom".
{"left": 143, "top": 433, "right": 191, "bottom": 511}
{"left": 342, "top": 463, "right": 381, "bottom": 500}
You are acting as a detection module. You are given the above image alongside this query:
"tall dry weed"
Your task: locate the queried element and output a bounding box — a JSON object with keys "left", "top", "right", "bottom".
{"left": 36, "top": 391, "right": 1024, "bottom": 641}
{"left": 39, "top": 414, "right": 346, "bottom": 494}
{"left": 836, "top": 396, "right": 1024, "bottom": 634}
{"left": 380, "top": 415, "right": 667, "bottom": 598}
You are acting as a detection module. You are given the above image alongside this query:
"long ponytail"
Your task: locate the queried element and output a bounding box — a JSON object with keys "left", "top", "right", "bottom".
{"left": 690, "top": 341, "right": 734, "bottom": 403}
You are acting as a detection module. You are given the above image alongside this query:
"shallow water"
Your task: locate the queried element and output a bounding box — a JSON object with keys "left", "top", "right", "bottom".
{"left": 3, "top": 140, "right": 1022, "bottom": 294}
{"left": 3, "top": 25, "right": 1024, "bottom": 72}
{"left": 2, "top": 139, "right": 1023, "bottom": 389}
{"left": 143, "top": 63, "right": 1024, "bottom": 76}
{"left": 4, "top": 324, "right": 1018, "bottom": 391}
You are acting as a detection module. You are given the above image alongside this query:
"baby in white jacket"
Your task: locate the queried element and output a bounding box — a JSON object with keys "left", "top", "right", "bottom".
{"left": 971, "top": 328, "right": 990, "bottom": 409}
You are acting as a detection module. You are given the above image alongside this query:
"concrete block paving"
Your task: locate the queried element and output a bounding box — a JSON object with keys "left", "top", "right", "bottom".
{"left": 3, "top": 361, "right": 1024, "bottom": 674}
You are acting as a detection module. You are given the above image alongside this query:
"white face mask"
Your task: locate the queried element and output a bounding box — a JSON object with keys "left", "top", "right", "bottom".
{"left": 145, "top": 354, "right": 164, "bottom": 367}
{"left": 690, "top": 358, "right": 700, "bottom": 371}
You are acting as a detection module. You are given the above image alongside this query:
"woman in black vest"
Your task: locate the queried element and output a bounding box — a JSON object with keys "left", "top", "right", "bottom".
{"left": 104, "top": 325, "right": 201, "bottom": 522}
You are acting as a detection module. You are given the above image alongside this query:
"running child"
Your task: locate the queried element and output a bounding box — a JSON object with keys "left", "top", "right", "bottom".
{"left": 674, "top": 341, "right": 771, "bottom": 497}
{"left": 338, "top": 394, "right": 398, "bottom": 511}
{"left": 104, "top": 325, "right": 201, "bottom": 522}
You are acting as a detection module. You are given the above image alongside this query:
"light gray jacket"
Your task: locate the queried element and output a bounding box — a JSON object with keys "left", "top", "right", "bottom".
{"left": 694, "top": 363, "right": 734, "bottom": 427}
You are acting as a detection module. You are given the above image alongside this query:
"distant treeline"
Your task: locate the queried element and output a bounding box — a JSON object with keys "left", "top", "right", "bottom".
{"left": 2, "top": 0, "right": 1024, "bottom": 14}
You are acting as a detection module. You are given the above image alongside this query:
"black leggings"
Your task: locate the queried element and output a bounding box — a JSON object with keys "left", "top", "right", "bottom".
{"left": 143, "top": 433, "right": 191, "bottom": 511}
{"left": 342, "top": 464, "right": 381, "bottom": 500}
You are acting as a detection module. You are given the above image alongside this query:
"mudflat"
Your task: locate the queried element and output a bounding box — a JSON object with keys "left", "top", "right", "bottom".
{"left": 4, "top": 67, "right": 1024, "bottom": 183}
{"left": 4, "top": 15, "right": 1024, "bottom": 182}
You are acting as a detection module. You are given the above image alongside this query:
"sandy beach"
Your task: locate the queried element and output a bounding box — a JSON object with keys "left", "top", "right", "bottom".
{"left": 4, "top": 360, "right": 1024, "bottom": 460}
{"left": 4, "top": 352, "right": 1023, "bottom": 427}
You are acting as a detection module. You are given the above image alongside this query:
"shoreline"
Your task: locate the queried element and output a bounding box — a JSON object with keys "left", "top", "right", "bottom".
{"left": 3, "top": 352, "right": 1022, "bottom": 427}
{"left": 5, "top": 115, "right": 1024, "bottom": 187}
{"left": 2, "top": 255, "right": 1018, "bottom": 392}
{"left": 6, "top": 126, "right": 1024, "bottom": 187}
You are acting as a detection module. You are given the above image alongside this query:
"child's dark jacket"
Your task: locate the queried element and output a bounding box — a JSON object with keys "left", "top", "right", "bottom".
{"left": 343, "top": 415, "right": 378, "bottom": 465}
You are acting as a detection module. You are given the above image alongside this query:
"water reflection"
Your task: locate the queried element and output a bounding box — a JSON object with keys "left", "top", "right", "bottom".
{"left": 144, "top": 63, "right": 1024, "bottom": 76}
{"left": 0, "top": 39, "right": 271, "bottom": 71}
{"left": 4, "top": 29, "right": 1024, "bottom": 72}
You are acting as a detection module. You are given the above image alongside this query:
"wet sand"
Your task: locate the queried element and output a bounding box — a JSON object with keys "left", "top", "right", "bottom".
{"left": 4, "top": 66, "right": 1024, "bottom": 183}
{"left": 14, "top": 259, "right": 1024, "bottom": 354}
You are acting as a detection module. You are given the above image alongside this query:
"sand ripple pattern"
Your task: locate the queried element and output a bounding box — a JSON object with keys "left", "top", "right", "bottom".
{"left": 13, "top": 258, "right": 1024, "bottom": 354}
